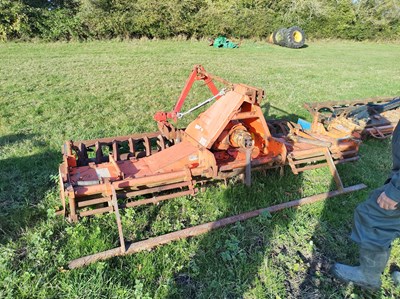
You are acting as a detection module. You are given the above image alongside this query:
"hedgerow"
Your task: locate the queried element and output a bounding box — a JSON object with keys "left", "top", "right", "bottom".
{"left": 1, "top": 0, "right": 399, "bottom": 41}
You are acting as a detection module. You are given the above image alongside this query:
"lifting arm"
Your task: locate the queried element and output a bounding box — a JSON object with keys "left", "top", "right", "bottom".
{"left": 153, "top": 65, "right": 231, "bottom": 122}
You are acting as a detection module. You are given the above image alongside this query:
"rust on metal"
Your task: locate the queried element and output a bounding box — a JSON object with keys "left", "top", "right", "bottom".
{"left": 68, "top": 183, "right": 366, "bottom": 269}
{"left": 304, "top": 96, "right": 400, "bottom": 139}
{"left": 56, "top": 65, "right": 385, "bottom": 268}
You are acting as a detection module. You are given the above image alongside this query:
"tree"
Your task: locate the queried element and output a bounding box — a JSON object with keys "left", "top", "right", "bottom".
{"left": 0, "top": 0, "right": 27, "bottom": 41}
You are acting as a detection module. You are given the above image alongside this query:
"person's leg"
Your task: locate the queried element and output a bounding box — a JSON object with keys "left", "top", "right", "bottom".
{"left": 332, "top": 187, "right": 400, "bottom": 289}
{"left": 392, "top": 271, "right": 400, "bottom": 285}
{"left": 332, "top": 245, "right": 390, "bottom": 289}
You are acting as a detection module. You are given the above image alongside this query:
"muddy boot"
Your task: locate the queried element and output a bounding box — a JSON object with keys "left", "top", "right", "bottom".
{"left": 331, "top": 247, "right": 390, "bottom": 290}
{"left": 391, "top": 271, "right": 400, "bottom": 286}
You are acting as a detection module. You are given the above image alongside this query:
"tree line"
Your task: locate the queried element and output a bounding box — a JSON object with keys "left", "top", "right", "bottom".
{"left": 1, "top": 0, "right": 399, "bottom": 41}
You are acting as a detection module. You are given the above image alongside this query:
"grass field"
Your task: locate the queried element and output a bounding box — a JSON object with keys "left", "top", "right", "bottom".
{"left": 0, "top": 39, "right": 400, "bottom": 298}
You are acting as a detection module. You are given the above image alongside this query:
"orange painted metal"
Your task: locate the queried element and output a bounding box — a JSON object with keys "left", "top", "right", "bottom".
{"left": 56, "top": 65, "right": 375, "bottom": 268}
{"left": 57, "top": 66, "right": 365, "bottom": 221}
{"left": 153, "top": 64, "right": 229, "bottom": 123}
{"left": 58, "top": 80, "right": 290, "bottom": 219}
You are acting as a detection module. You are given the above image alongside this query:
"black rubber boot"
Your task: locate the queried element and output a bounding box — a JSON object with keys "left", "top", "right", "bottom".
{"left": 331, "top": 247, "right": 390, "bottom": 290}
{"left": 391, "top": 271, "right": 400, "bottom": 286}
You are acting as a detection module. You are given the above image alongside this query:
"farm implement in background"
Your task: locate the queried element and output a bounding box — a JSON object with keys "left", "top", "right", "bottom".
{"left": 304, "top": 97, "right": 400, "bottom": 139}
{"left": 57, "top": 65, "right": 398, "bottom": 269}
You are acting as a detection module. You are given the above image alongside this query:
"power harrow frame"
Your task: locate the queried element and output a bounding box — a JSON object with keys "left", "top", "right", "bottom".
{"left": 57, "top": 65, "right": 398, "bottom": 269}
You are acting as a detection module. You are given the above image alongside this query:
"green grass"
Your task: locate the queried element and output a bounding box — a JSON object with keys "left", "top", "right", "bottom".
{"left": 0, "top": 39, "right": 399, "bottom": 298}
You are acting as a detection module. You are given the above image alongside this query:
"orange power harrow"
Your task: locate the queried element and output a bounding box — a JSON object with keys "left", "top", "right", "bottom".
{"left": 58, "top": 65, "right": 377, "bottom": 269}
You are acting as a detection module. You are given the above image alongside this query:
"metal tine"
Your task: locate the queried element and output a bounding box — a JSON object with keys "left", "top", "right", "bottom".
{"left": 112, "top": 140, "right": 120, "bottom": 161}
{"left": 77, "top": 143, "right": 88, "bottom": 166}
{"left": 143, "top": 136, "right": 151, "bottom": 157}
{"left": 128, "top": 137, "right": 135, "bottom": 158}
{"left": 95, "top": 141, "right": 103, "bottom": 164}
{"left": 157, "top": 135, "right": 166, "bottom": 151}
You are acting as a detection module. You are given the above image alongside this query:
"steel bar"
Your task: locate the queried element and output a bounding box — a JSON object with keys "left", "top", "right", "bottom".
{"left": 292, "top": 156, "right": 326, "bottom": 165}
{"left": 177, "top": 89, "right": 225, "bottom": 119}
{"left": 324, "top": 148, "right": 344, "bottom": 191}
{"left": 79, "top": 206, "right": 113, "bottom": 217}
{"left": 68, "top": 183, "right": 366, "bottom": 269}
{"left": 295, "top": 163, "right": 329, "bottom": 172}
{"left": 304, "top": 96, "right": 395, "bottom": 114}
{"left": 73, "top": 170, "right": 188, "bottom": 197}
{"left": 245, "top": 148, "right": 252, "bottom": 186}
{"left": 290, "top": 148, "right": 327, "bottom": 159}
{"left": 77, "top": 197, "right": 110, "bottom": 208}
{"left": 117, "top": 181, "right": 192, "bottom": 199}
{"left": 124, "top": 189, "right": 195, "bottom": 208}
{"left": 111, "top": 187, "right": 126, "bottom": 253}
{"left": 365, "top": 125, "right": 393, "bottom": 133}
{"left": 336, "top": 157, "right": 359, "bottom": 163}
{"left": 79, "top": 132, "right": 160, "bottom": 147}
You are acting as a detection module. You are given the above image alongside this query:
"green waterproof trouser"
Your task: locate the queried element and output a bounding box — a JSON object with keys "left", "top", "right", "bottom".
{"left": 351, "top": 186, "right": 400, "bottom": 250}
{"left": 351, "top": 122, "right": 400, "bottom": 250}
